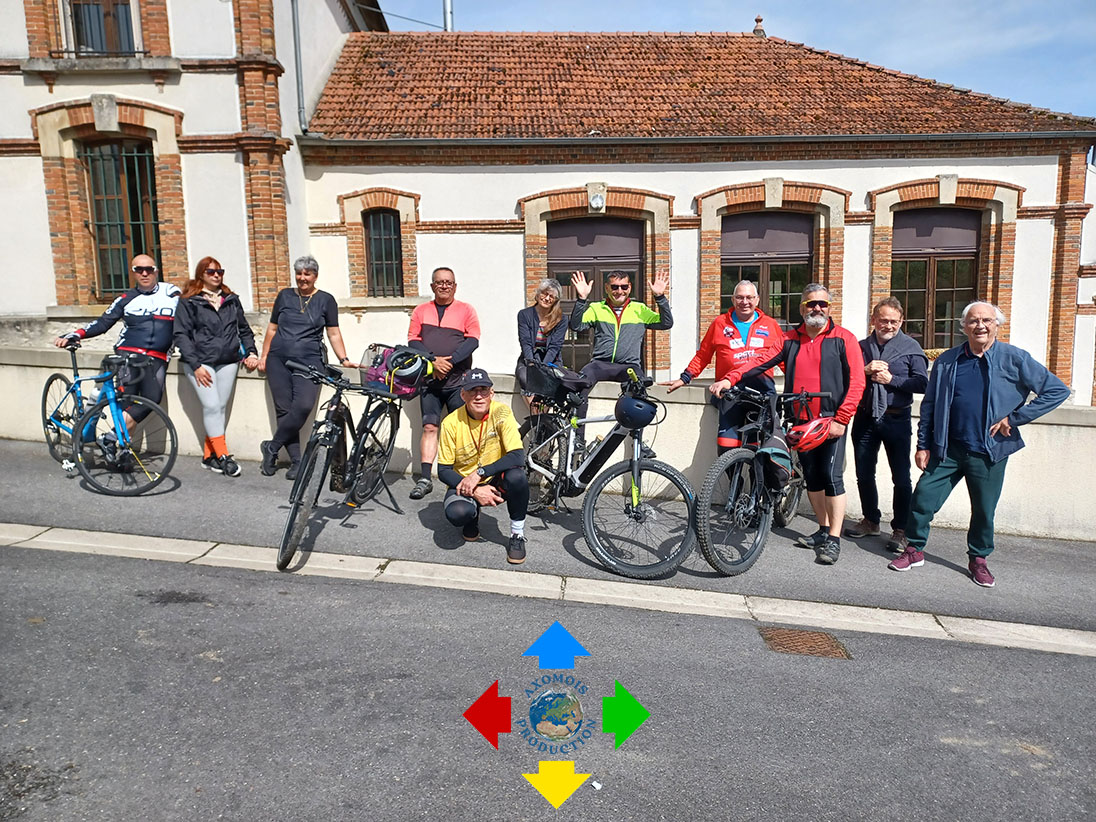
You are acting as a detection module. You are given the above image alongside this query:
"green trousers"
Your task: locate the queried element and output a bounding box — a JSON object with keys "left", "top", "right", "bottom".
{"left": 906, "top": 444, "right": 1009, "bottom": 558}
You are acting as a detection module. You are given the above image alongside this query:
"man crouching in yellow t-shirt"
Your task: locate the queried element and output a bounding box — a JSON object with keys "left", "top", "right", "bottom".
{"left": 437, "top": 369, "right": 529, "bottom": 564}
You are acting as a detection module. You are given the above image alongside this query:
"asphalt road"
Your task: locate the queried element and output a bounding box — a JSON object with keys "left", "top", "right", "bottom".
{"left": 0, "top": 440, "right": 1092, "bottom": 632}
{"left": 3, "top": 545, "right": 1094, "bottom": 821}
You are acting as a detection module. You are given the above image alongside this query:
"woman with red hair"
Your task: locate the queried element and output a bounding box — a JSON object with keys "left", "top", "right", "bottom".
{"left": 173, "top": 256, "right": 258, "bottom": 476}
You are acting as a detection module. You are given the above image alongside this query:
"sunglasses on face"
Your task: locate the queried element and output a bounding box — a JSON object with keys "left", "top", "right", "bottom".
{"left": 608, "top": 284, "right": 631, "bottom": 292}
{"left": 132, "top": 266, "right": 157, "bottom": 274}
{"left": 432, "top": 281, "right": 455, "bottom": 288}
{"left": 205, "top": 268, "right": 225, "bottom": 276}
{"left": 465, "top": 387, "right": 492, "bottom": 396}
{"left": 802, "top": 300, "right": 830, "bottom": 309}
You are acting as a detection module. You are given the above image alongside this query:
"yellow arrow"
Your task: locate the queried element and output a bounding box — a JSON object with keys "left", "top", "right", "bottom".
{"left": 522, "top": 760, "right": 590, "bottom": 808}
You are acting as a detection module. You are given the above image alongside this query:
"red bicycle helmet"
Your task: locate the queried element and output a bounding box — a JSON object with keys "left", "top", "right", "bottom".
{"left": 786, "top": 417, "right": 833, "bottom": 452}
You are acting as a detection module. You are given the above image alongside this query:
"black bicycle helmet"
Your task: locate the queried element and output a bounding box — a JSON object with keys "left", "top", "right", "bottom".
{"left": 614, "top": 395, "right": 657, "bottom": 430}
{"left": 388, "top": 348, "right": 430, "bottom": 383}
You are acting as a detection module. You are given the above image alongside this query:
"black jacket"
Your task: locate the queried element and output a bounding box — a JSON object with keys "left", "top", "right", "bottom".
{"left": 173, "top": 292, "right": 257, "bottom": 369}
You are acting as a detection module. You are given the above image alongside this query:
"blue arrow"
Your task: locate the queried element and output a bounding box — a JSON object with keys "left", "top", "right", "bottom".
{"left": 522, "top": 621, "right": 591, "bottom": 670}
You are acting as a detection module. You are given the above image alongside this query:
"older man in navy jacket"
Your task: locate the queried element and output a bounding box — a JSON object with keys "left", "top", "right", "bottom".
{"left": 887, "top": 301, "right": 1068, "bottom": 587}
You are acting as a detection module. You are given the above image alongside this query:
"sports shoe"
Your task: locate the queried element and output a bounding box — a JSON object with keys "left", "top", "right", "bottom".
{"left": 219, "top": 455, "right": 241, "bottom": 478}
{"left": 260, "top": 440, "right": 278, "bottom": 476}
{"left": 203, "top": 456, "right": 223, "bottom": 473}
{"left": 507, "top": 534, "right": 527, "bottom": 565}
{"left": 888, "top": 547, "right": 925, "bottom": 571}
{"left": 286, "top": 461, "right": 300, "bottom": 481}
{"left": 409, "top": 477, "right": 433, "bottom": 500}
{"left": 885, "top": 529, "right": 908, "bottom": 553}
{"left": 844, "top": 517, "right": 880, "bottom": 539}
{"left": 816, "top": 538, "right": 840, "bottom": 565}
{"left": 795, "top": 528, "right": 828, "bottom": 550}
{"left": 463, "top": 520, "right": 480, "bottom": 542}
{"left": 969, "top": 557, "right": 995, "bottom": 588}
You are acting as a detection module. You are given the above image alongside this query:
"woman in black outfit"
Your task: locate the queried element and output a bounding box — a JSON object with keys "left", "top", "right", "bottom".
{"left": 515, "top": 278, "right": 567, "bottom": 401}
{"left": 173, "top": 255, "right": 258, "bottom": 478}
{"left": 257, "top": 255, "right": 354, "bottom": 479}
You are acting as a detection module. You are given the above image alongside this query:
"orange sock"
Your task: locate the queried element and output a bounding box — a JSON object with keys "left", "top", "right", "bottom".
{"left": 203, "top": 438, "right": 213, "bottom": 459}
{"left": 210, "top": 435, "right": 228, "bottom": 458}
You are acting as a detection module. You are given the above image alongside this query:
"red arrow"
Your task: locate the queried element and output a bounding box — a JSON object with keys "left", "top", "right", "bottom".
{"left": 463, "top": 680, "right": 511, "bottom": 749}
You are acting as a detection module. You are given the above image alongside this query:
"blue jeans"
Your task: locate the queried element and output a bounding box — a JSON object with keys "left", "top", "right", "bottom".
{"left": 851, "top": 408, "right": 914, "bottom": 531}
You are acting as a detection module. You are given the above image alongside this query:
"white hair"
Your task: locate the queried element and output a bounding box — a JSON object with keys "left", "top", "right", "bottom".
{"left": 961, "top": 301, "right": 1006, "bottom": 326}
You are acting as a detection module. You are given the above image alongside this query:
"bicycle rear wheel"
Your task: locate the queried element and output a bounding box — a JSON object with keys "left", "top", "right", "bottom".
{"left": 582, "top": 459, "right": 696, "bottom": 579}
{"left": 349, "top": 402, "right": 398, "bottom": 505}
{"left": 698, "top": 448, "right": 773, "bottom": 576}
{"left": 773, "top": 450, "right": 805, "bottom": 528}
{"left": 41, "top": 373, "right": 77, "bottom": 463}
{"left": 71, "top": 397, "right": 177, "bottom": 496}
{"left": 278, "top": 441, "right": 330, "bottom": 570}
{"left": 519, "top": 414, "right": 565, "bottom": 514}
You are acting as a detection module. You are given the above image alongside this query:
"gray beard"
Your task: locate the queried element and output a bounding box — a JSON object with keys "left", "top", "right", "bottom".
{"left": 805, "top": 314, "right": 827, "bottom": 329}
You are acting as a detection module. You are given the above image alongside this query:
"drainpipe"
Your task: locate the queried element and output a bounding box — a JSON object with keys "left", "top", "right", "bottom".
{"left": 291, "top": 0, "right": 308, "bottom": 133}
{"left": 443, "top": 0, "right": 453, "bottom": 31}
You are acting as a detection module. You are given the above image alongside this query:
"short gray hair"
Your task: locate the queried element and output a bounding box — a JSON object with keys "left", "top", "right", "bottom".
{"left": 961, "top": 301, "right": 1006, "bottom": 326}
{"left": 733, "top": 280, "right": 759, "bottom": 296}
{"left": 293, "top": 255, "right": 319, "bottom": 274}
{"left": 802, "top": 283, "right": 831, "bottom": 301}
{"left": 535, "top": 278, "right": 562, "bottom": 300}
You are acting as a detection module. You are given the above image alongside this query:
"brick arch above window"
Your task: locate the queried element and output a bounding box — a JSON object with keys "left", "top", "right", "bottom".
{"left": 338, "top": 187, "right": 420, "bottom": 297}
{"left": 30, "top": 95, "right": 185, "bottom": 305}
{"left": 695, "top": 180, "right": 851, "bottom": 328}
{"left": 519, "top": 185, "right": 674, "bottom": 372}
{"left": 867, "top": 176, "right": 1025, "bottom": 339}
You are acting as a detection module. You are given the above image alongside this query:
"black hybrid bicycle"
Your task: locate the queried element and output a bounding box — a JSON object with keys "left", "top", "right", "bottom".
{"left": 277, "top": 360, "right": 399, "bottom": 570}
{"left": 696, "top": 385, "right": 828, "bottom": 575}
{"left": 519, "top": 362, "right": 696, "bottom": 580}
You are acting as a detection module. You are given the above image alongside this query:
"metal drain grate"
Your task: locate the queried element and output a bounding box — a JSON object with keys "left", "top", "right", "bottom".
{"left": 758, "top": 627, "right": 851, "bottom": 659}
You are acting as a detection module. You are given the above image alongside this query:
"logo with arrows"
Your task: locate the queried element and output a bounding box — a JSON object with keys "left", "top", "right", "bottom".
{"left": 462, "top": 621, "right": 650, "bottom": 808}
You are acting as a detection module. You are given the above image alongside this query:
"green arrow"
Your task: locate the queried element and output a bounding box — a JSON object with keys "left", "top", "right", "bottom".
{"left": 601, "top": 681, "right": 650, "bottom": 748}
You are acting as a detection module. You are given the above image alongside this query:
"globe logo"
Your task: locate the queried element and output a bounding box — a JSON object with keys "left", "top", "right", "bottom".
{"left": 528, "top": 688, "right": 584, "bottom": 742}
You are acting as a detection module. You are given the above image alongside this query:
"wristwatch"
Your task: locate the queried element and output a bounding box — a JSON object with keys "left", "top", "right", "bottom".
{"left": 476, "top": 466, "right": 486, "bottom": 478}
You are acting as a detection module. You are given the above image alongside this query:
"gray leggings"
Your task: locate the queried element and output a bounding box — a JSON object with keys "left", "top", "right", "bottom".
{"left": 183, "top": 362, "right": 239, "bottom": 438}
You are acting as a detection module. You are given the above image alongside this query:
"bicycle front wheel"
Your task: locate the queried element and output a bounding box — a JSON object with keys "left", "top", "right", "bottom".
{"left": 278, "top": 441, "right": 330, "bottom": 570}
{"left": 72, "top": 398, "right": 177, "bottom": 495}
{"left": 519, "top": 414, "right": 565, "bottom": 514}
{"left": 698, "top": 448, "right": 773, "bottom": 576}
{"left": 42, "top": 373, "right": 77, "bottom": 463}
{"left": 349, "top": 402, "right": 398, "bottom": 505}
{"left": 773, "top": 451, "right": 805, "bottom": 528}
{"left": 582, "top": 459, "right": 696, "bottom": 579}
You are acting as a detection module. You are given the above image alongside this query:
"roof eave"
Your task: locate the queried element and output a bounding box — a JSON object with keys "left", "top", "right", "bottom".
{"left": 298, "top": 131, "right": 1096, "bottom": 147}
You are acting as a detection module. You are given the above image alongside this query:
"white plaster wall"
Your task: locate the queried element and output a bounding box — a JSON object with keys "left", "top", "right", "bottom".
{"left": 1084, "top": 164, "right": 1096, "bottom": 266}
{"left": 668, "top": 228, "right": 699, "bottom": 377}
{"left": 841, "top": 223, "right": 872, "bottom": 338}
{"left": 308, "top": 235, "right": 351, "bottom": 300}
{"left": 2, "top": 76, "right": 241, "bottom": 138}
{"left": 1009, "top": 219, "right": 1054, "bottom": 362}
{"left": 415, "top": 233, "right": 526, "bottom": 375}
{"left": 1073, "top": 316, "right": 1095, "bottom": 406}
{"left": 1080, "top": 277, "right": 1096, "bottom": 305}
{"left": 169, "top": 0, "right": 236, "bottom": 57}
{"left": 0, "top": 1, "right": 29, "bottom": 58}
{"left": 304, "top": 157, "right": 1061, "bottom": 224}
{"left": 180, "top": 153, "right": 253, "bottom": 305}
{"left": 0, "top": 158, "right": 55, "bottom": 314}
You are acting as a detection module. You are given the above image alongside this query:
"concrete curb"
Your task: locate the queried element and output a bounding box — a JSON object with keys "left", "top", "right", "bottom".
{"left": 5, "top": 522, "right": 1095, "bottom": 658}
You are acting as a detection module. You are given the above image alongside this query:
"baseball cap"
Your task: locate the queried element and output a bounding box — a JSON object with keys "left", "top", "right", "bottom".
{"left": 461, "top": 368, "right": 493, "bottom": 389}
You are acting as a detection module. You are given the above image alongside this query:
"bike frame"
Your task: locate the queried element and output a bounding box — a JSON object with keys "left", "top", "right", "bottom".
{"left": 50, "top": 358, "right": 134, "bottom": 446}
{"left": 525, "top": 412, "right": 650, "bottom": 494}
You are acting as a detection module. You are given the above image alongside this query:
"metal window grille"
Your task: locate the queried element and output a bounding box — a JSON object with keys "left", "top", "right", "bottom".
{"left": 79, "top": 140, "right": 161, "bottom": 297}
{"left": 68, "top": 1, "right": 137, "bottom": 55}
{"left": 364, "top": 209, "right": 404, "bottom": 297}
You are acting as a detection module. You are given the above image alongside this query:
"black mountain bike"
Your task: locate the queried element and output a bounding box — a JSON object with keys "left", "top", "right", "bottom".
{"left": 519, "top": 363, "right": 696, "bottom": 580}
{"left": 696, "top": 385, "right": 828, "bottom": 576}
{"left": 277, "top": 361, "right": 399, "bottom": 571}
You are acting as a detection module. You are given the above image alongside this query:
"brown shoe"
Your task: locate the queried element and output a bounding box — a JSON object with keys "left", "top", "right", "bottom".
{"left": 843, "top": 517, "right": 880, "bottom": 539}
{"left": 885, "top": 529, "right": 908, "bottom": 553}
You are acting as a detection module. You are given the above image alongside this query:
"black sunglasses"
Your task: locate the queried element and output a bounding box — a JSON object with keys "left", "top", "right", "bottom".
{"left": 608, "top": 284, "right": 631, "bottom": 291}
{"left": 802, "top": 299, "right": 830, "bottom": 309}
{"left": 205, "top": 268, "right": 225, "bottom": 275}
{"left": 132, "top": 265, "right": 157, "bottom": 274}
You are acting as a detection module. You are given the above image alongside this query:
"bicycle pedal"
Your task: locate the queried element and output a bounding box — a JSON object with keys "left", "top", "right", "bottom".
{"left": 61, "top": 459, "right": 76, "bottom": 474}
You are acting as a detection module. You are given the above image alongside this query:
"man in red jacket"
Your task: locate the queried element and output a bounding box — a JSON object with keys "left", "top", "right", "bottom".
{"left": 663, "top": 279, "right": 784, "bottom": 453}
{"left": 730, "top": 284, "right": 866, "bottom": 565}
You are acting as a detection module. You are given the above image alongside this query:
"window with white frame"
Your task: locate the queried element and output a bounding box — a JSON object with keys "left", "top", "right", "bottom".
{"left": 59, "top": 0, "right": 144, "bottom": 56}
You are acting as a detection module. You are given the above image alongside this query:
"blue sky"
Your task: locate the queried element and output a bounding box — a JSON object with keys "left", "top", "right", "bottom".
{"left": 377, "top": 0, "right": 1096, "bottom": 119}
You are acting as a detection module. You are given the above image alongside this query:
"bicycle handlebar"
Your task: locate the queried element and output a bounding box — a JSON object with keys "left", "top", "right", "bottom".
{"left": 286, "top": 359, "right": 398, "bottom": 400}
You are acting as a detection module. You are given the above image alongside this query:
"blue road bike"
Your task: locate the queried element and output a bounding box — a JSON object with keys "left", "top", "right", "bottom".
{"left": 41, "top": 340, "right": 178, "bottom": 495}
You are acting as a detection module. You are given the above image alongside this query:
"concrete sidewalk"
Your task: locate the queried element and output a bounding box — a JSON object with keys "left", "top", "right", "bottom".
{"left": 1, "top": 439, "right": 1093, "bottom": 635}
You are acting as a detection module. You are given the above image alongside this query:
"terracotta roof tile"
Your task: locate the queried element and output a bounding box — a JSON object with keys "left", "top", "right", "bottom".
{"left": 308, "top": 32, "right": 1096, "bottom": 140}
